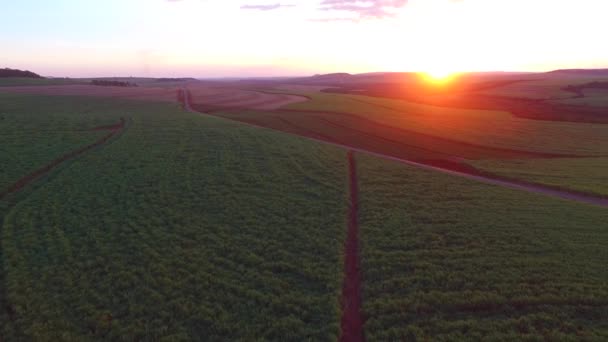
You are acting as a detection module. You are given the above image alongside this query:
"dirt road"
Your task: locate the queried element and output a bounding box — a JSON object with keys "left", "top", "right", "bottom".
{"left": 340, "top": 151, "right": 364, "bottom": 342}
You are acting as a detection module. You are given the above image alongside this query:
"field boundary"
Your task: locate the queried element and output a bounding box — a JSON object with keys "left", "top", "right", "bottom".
{"left": 181, "top": 88, "right": 608, "bottom": 208}
{"left": 0, "top": 118, "right": 127, "bottom": 200}
{"left": 340, "top": 151, "right": 364, "bottom": 342}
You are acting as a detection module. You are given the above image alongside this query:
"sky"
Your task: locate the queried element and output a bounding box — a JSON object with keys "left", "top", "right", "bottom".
{"left": 1, "top": 0, "right": 607, "bottom": 77}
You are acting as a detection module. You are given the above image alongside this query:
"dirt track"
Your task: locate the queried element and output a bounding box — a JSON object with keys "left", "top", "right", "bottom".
{"left": 181, "top": 88, "right": 608, "bottom": 208}
{"left": 340, "top": 151, "right": 364, "bottom": 342}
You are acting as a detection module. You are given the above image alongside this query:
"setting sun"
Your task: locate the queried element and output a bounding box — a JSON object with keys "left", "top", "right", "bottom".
{"left": 421, "top": 70, "right": 458, "bottom": 84}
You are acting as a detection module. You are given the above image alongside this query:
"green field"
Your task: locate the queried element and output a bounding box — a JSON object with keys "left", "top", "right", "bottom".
{"left": 472, "top": 157, "right": 608, "bottom": 197}
{"left": 1, "top": 94, "right": 348, "bottom": 340}
{"left": 0, "top": 78, "right": 84, "bottom": 87}
{"left": 1, "top": 89, "right": 607, "bottom": 340}
{"left": 279, "top": 92, "right": 608, "bottom": 156}
{"left": 212, "top": 89, "right": 608, "bottom": 195}
{"left": 0, "top": 93, "right": 125, "bottom": 191}
{"left": 357, "top": 153, "right": 608, "bottom": 341}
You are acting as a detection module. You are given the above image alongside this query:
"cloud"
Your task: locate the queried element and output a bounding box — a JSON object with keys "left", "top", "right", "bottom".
{"left": 240, "top": 3, "right": 295, "bottom": 11}
{"left": 318, "top": 0, "right": 407, "bottom": 18}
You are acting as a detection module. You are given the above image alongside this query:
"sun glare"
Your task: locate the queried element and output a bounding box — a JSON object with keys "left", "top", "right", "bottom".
{"left": 421, "top": 70, "right": 458, "bottom": 84}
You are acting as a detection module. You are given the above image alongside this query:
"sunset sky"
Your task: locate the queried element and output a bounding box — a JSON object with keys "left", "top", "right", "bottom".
{"left": 2, "top": 0, "right": 607, "bottom": 77}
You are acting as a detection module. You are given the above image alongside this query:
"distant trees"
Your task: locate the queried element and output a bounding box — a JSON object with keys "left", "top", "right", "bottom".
{"left": 0, "top": 67, "right": 42, "bottom": 78}
{"left": 155, "top": 78, "right": 196, "bottom": 82}
{"left": 91, "top": 80, "right": 138, "bottom": 87}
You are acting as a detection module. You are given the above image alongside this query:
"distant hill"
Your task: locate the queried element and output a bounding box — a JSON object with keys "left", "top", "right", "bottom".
{"left": 0, "top": 67, "right": 43, "bottom": 78}
{"left": 548, "top": 69, "right": 608, "bottom": 76}
{"left": 290, "top": 73, "right": 354, "bottom": 84}
{"left": 156, "top": 77, "right": 197, "bottom": 82}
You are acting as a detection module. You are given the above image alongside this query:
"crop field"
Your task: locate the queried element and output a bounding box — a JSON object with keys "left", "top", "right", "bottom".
{"left": 187, "top": 85, "right": 308, "bottom": 111}
{"left": 205, "top": 90, "right": 608, "bottom": 157}
{"left": 1, "top": 94, "right": 349, "bottom": 340}
{"left": 472, "top": 157, "right": 608, "bottom": 197}
{"left": 0, "top": 93, "right": 128, "bottom": 193}
{"left": 0, "top": 77, "right": 84, "bottom": 87}
{"left": 477, "top": 77, "right": 608, "bottom": 100}
{"left": 554, "top": 89, "right": 608, "bottom": 107}
{"left": 356, "top": 153, "right": 608, "bottom": 341}
{"left": 1, "top": 75, "right": 607, "bottom": 340}
{"left": 0, "top": 84, "right": 180, "bottom": 102}
{"left": 193, "top": 86, "right": 607, "bottom": 194}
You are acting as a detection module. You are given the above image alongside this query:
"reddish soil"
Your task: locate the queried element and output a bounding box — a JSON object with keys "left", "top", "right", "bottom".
{"left": 184, "top": 85, "right": 308, "bottom": 111}
{"left": 0, "top": 118, "right": 126, "bottom": 199}
{"left": 341, "top": 151, "right": 364, "bottom": 342}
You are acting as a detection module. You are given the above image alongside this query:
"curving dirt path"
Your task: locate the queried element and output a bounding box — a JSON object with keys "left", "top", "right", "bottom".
{"left": 180, "top": 89, "right": 608, "bottom": 208}
{"left": 0, "top": 118, "right": 126, "bottom": 200}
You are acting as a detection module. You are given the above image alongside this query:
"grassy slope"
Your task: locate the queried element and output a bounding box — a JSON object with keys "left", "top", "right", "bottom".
{"left": 0, "top": 95, "right": 347, "bottom": 341}
{"left": 283, "top": 92, "right": 608, "bottom": 156}
{"left": 472, "top": 158, "right": 608, "bottom": 197}
{"left": 357, "top": 153, "right": 608, "bottom": 341}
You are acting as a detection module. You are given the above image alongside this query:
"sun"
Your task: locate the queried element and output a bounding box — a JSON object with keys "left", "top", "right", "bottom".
{"left": 421, "top": 69, "right": 458, "bottom": 84}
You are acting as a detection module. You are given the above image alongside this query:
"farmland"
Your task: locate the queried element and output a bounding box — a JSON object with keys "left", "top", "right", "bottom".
{"left": 0, "top": 93, "right": 124, "bottom": 193}
{"left": 189, "top": 82, "right": 608, "bottom": 195}
{"left": 1, "top": 93, "right": 348, "bottom": 340}
{"left": 201, "top": 90, "right": 608, "bottom": 156}
{"left": 357, "top": 153, "right": 608, "bottom": 341}
{"left": 4, "top": 0, "right": 608, "bottom": 338}
{"left": 1, "top": 70, "right": 607, "bottom": 340}
{"left": 472, "top": 157, "right": 608, "bottom": 197}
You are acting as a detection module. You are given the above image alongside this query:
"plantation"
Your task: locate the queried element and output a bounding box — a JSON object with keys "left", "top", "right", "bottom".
{"left": 1, "top": 94, "right": 349, "bottom": 340}
{"left": 472, "top": 157, "right": 608, "bottom": 197}
{"left": 1, "top": 83, "right": 607, "bottom": 341}
{"left": 356, "top": 153, "right": 608, "bottom": 341}
{"left": 278, "top": 91, "right": 608, "bottom": 156}
{"left": 0, "top": 93, "right": 118, "bottom": 192}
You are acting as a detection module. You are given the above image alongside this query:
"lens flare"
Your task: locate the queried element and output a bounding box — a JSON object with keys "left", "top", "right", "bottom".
{"left": 420, "top": 69, "right": 458, "bottom": 84}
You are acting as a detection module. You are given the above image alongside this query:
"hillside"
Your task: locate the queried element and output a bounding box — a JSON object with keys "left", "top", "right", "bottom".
{"left": 0, "top": 68, "right": 42, "bottom": 78}
{"left": 548, "top": 69, "right": 608, "bottom": 76}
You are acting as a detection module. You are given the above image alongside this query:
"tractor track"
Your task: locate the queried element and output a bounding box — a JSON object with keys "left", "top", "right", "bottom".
{"left": 340, "top": 150, "right": 364, "bottom": 342}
